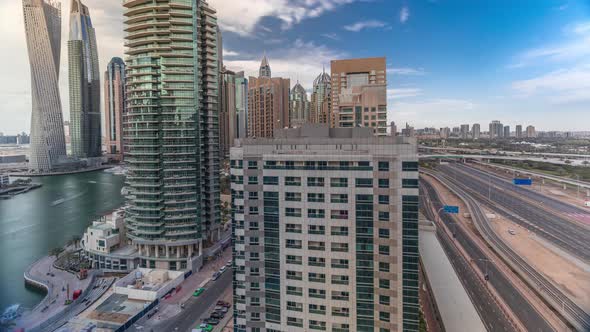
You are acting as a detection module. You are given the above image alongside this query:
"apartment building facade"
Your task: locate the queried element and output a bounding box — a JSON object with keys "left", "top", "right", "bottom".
{"left": 331, "top": 58, "right": 388, "bottom": 135}
{"left": 231, "top": 126, "right": 420, "bottom": 332}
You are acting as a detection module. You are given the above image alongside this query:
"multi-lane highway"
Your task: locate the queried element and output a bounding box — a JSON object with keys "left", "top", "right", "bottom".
{"left": 421, "top": 179, "right": 554, "bottom": 332}
{"left": 437, "top": 163, "right": 590, "bottom": 262}
{"left": 426, "top": 169, "right": 590, "bottom": 331}
{"left": 421, "top": 181, "right": 517, "bottom": 332}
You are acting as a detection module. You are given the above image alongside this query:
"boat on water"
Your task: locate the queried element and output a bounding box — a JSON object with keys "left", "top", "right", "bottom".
{"left": 50, "top": 198, "right": 66, "bottom": 206}
{"left": 0, "top": 304, "right": 22, "bottom": 324}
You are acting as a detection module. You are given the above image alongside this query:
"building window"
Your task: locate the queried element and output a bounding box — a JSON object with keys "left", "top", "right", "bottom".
{"left": 330, "top": 177, "right": 348, "bottom": 188}
{"left": 287, "top": 317, "right": 303, "bottom": 328}
{"left": 379, "top": 312, "right": 390, "bottom": 322}
{"left": 251, "top": 297, "right": 260, "bottom": 306}
{"left": 331, "top": 291, "right": 349, "bottom": 301}
{"left": 309, "top": 304, "right": 326, "bottom": 315}
{"left": 287, "top": 286, "right": 302, "bottom": 296}
{"left": 379, "top": 279, "right": 390, "bottom": 289}
{"left": 248, "top": 191, "right": 259, "bottom": 200}
{"left": 248, "top": 176, "right": 258, "bottom": 185}
{"left": 286, "top": 207, "right": 302, "bottom": 217}
{"left": 307, "top": 177, "right": 325, "bottom": 187}
{"left": 250, "top": 312, "right": 260, "bottom": 321}
{"left": 309, "top": 320, "right": 327, "bottom": 331}
{"left": 249, "top": 206, "right": 259, "bottom": 215}
{"left": 379, "top": 262, "right": 390, "bottom": 272}
{"left": 331, "top": 242, "right": 349, "bottom": 252}
{"left": 379, "top": 245, "right": 390, "bottom": 255}
{"left": 286, "top": 224, "right": 302, "bottom": 234}
{"left": 331, "top": 259, "right": 349, "bottom": 269}
{"left": 308, "top": 193, "right": 325, "bottom": 202}
{"left": 331, "top": 275, "right": 349, "bottom": 285}
{"left": 378, "top": 161, "right": 389, "bottom": 172}
{"left": 379, "top": 195, "right": 389, "bottom": 204}
{"left": 379, "top": 295, "right": 390, "bottom": 305}
{"left": 379, "top": 211, "right": 390, "bottom": 222}
{"left": 286, "top": 239, "right": 302, "bottom": 249}
{"left": 332, "top": 307, "right": 350, "bottom": 318}
{"left": 356, "top": 178, "right": 373, "bottom": 188}
{"left": 248, "top": 160, "right": 258, "bottom": 169}
{"left": 402, "top": 178, "right": 419, "bottom": 188}
{"left": 285, "top": 192, "right": 301, "bottom": 201}
{"left": 330, "top": 194, "right": 348, "bottom": 203}
{"left": 308, "top": 225, "right": 325, "bottom": 235}
{"left": 285, "top": 176, "right": 301, "bottom": 186}
{"left": 308, "top": 257, "right": 326, "bottom": 267}
{"left": 286, "top": 255, "right": 302, "bottom": 265}
{"left": 309, "top": 272, "right": 326, "bottom": 283}
{"left": 330, "top": 210, "right": 349, "bottom": 220}
{"left": 378, "top": 179, "right": 389, "bottom": 188}
{"left": 330, "top": 226, "right": 349, "bottom": 236}
{"left": 263, "top": 176, "right": 279, "bottom": 185}
{"left": 402, "top": 161, "right": 419, "bottom": 171}
{"left": 379, "top": 228, "right": 390, "bottom": 238}
{"left": 308, "top": 209, "right": 325, "bottom": 218}
{"left": 309, "top": 288, "right": 326, "bottom": 299}
{"left": 308, "top": 241, "right": 325, "bottom": 251}
{"left": 287, "top": 270, "right": 303, "bottom": 280}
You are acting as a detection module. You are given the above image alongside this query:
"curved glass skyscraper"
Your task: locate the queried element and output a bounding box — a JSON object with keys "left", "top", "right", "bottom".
{"left": 123, "top": 0, "right": 221, "bottom": 271}
{"left": 22, "top": 0, "right": 67, "bottom": 172}
{"left": 69, "top": 0, "right": 101, "bottom": 158}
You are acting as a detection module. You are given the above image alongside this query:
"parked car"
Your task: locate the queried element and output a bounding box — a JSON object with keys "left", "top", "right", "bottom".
{"left": 212, "top": 271, "right": 221, "bottom": 281}
{"left": 210, "top": 311, "right": 224, "bottom": 319}
{"left": 203, "top": 317, "right": 220, "bottom": 325}
{"left": 226, "top": 260, "right": 232, "bottom": 267}
{"left": 197, "top": 324, "right": 213, "bottom": 332}
{"left": 216, "top": 300, "right": 231, "bottom": 308}
{"left": 219, "top": 266, "right": 227, "bottom": 273}
{"left": 193, "top": 288, "right": 205, "bottom": 297}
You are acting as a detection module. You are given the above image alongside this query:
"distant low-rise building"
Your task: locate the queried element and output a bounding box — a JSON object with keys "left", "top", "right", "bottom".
{"left": 0, "top": 174, "right": 10, "bottom": 187}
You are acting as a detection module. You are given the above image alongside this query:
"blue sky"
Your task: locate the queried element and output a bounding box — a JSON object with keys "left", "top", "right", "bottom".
{"left": 1, "top": 0, "right": 589, "bottom": 134}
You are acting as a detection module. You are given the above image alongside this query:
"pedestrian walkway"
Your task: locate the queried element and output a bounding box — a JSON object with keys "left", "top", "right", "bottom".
{"left": 18, "top": 254, "right": 92, "bottom": 330}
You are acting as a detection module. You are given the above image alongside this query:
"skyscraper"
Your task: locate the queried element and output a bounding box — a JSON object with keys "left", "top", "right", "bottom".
{"left": 68, "top": 0, "right": 101, "bottom": 158}
{"left": 220, "top": 67, "right": 236, "bottom": 158}
{"left": 247, "top": 56, "right": 290, "bottom": 138}
{"left": 123, "top": 0, "right": 221, "bottom": 271}
{"left": 472, "top": 123, "right": 481, "bottom": 139}
{"left": 231, "top": 126, "right": 420, "bottom": 332}
{"left": 235, "top": 71, "right": 248, "bottom": 139}
{"left": 489, "top": 120, "right": 504, "bottom": 139}
{"left": 22, "top": 0, "right": 67, "bottom": 172}
{"left": 259, "top": 54, "right": 271, "bottom": 78}
{"left": 289, "top": 81, "right": 310, "bottom": 127}
{"left": 331, "top": 57, "right": 387, "bottom": 135}
{"left": 504, "top": 125, "right": 511, "bottom": 138}
{"left": 104, "top": 57, "right": 125, "bottom": 161}
{"left": 515, "top": 125, "right": 523, "bottom": 139}
{"left": 460, "top": 124, "right": 470, "bottom": 139}
{"left": 526, "top": 125, "right": 536, "bottom": 138}
{"left": 310, "top": 69, "right": 332, "bottom": 125}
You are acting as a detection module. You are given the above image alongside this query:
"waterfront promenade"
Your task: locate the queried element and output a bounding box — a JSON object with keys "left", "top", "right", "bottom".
{"left": 18, "top": 255, "right": 92, "bottom": 330}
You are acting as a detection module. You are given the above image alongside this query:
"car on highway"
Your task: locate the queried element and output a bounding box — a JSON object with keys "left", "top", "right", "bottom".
{"left": 193, "top": 288, "right": 205, "bottom": 297}
{"left": 195, "top": 324, "right": 213, "bottom": 332}
{"left": 212, "top": 271, "right": 221, "bottom": 280}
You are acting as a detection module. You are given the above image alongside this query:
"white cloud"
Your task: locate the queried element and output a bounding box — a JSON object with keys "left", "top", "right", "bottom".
{"left": 344, "top": 20, "right": 388, "bottom": 32}
{"left": 387, "top": 88, "right": 422, "bottom": 100}
{"left": 511, "top": 21, "right": 590, "bottom": 67}
{"left": 208, "top": 0, "right": 358, "bottom": 36}
{"left": 223, "top": 49, "right": 240, "bottom": 57}
{"left": 400, "top": 6, "right": 410, "bottom": 24}
{"left": 511, "top": 64, "right": 590, "bottom": 103}
{"left": 224, "top": 39, "right": 344, "bottom": 91}
{"left": 387, "top": 67, "right": 426, "bottom": 75}
{"left": 321, "top": 33, "right": 340, "bottom": 40}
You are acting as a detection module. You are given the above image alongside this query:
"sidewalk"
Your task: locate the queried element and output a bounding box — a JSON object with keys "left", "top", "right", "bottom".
{"left": 18, "top": 255, "right": 92, "bottom": 330}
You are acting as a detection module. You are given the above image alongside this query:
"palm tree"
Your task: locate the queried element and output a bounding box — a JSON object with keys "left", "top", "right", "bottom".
{"left": 49, "top": 247, "right": 64, "bottom": 259}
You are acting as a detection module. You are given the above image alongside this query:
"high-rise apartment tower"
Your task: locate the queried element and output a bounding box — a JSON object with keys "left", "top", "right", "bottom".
{"left": 231, "top": 125, "right": 420, "bottom": 332}
{"left": 290, "top": 82, "right": 311, "bottom": 127}
{"left": 331, "top": 57, "right": 387, "bottom": 135}
{"left": 123, "top": 0, "right": 221, "bottom": 271}
{"left": 310, "top": 69, "right": 332, "bottom": 125}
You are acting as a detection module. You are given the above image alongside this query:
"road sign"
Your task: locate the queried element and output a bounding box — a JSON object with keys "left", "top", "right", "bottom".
{"left": 513, "top": 178, "right": 533, "bottom": 185}
{"left": 443, "top": 205, "right": 459, "bottom": 214}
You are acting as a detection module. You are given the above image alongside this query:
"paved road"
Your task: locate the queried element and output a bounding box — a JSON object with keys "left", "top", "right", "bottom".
{"left": 421, "top": 180, "right": 554, "bottom": 332}
{"left": 128, "top": 269, "right": 232, "bottom": 332}
{"left": 438, "top": 163, "right": 590, "bottom": 262}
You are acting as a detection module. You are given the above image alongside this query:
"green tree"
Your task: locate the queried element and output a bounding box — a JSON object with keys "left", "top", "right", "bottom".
{"left": 49, "top": 247, "right": 64, "bottom": 259}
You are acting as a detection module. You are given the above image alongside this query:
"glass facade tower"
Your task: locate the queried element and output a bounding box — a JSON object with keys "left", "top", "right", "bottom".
{"left": 123, "top": 0, "right": 220, "bottom": 271}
